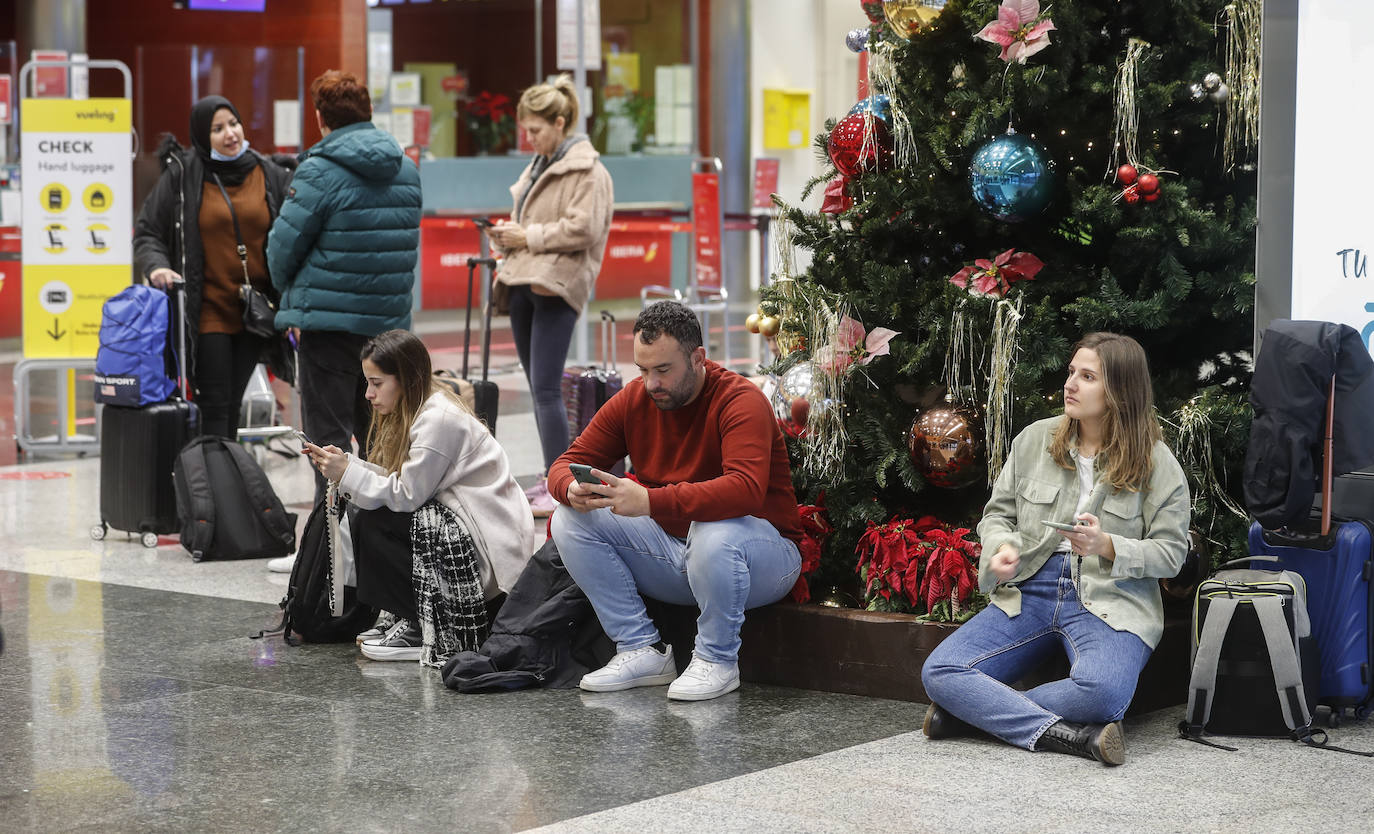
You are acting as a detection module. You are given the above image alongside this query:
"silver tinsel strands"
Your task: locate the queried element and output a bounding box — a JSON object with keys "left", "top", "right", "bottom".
{"left": 985, "top": 295, "right": 1023, "bottom": 485}
{"left": 941, "top": 302, "right": 981, "bottom": 405}
{"left": 769, "top": 198, "right": 799, "bottom": 283}
{"left": 1107, "top": 38, "right": 1151, "bottom": 176}
{"left": 1222, "top": 0, "right": 1262, "bottom": 172}
{"left": 1172, "top": 397, "right": 1249, "bottom": 523}
{"left": 800, "top": 296, "right": 850, "bottom": 481}
{"left": 868, "top": 40, "right": 917, "bottom": 169}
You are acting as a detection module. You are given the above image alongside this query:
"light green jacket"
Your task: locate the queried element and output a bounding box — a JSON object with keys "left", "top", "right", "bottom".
{"left": 977, "top": 417, "right": 1190, "bottom": 648}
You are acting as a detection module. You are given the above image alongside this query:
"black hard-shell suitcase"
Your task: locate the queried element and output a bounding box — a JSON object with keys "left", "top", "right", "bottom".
{"left": 94, "top": 279, "right": 199, "bottom": 548}
{"left": 572, "top": 310, "right": 623, "bottom": 436}
{"left": 1248, "top": 378, "right": 1374, "bottom": 724}
{"left": 462, "top": 256, "right": 499, "bottom": 431}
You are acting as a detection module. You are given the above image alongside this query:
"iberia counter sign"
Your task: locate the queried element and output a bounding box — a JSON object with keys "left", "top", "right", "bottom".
{"left": 21, "top": 97, "right": 132, "bottom": 358}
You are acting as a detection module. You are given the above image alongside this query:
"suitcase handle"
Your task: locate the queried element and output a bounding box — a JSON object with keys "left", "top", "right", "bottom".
{"left": 466, "top": 257, "right": 498, "bottom": 383}
{"left": 599, "top": 310, "right": 616, "bottom": 370}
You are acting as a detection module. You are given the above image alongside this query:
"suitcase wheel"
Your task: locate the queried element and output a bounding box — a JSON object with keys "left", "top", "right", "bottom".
{"left": 1356, "top": 704, "right": 1371, "bottom": 721}
{"left": 89, "top": 523, "right": 106, "bottom": 541}
{"left": 140, "top": 531, "right": 159, "bottom": 549}
{"left": 192, "top": 550, "right": 204, "bottom": 563}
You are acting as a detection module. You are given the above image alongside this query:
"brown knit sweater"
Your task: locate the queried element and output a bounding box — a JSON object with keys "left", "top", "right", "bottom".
{"left": 198, "top": 166, "right": 272, "bottom": 334}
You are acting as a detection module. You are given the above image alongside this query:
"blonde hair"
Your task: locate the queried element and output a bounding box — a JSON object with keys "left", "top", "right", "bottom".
{"left": 1048, "top": 332, "right": 1162, "bottom": 492}
{"left": 361, "top": 330, "right": 474, "bottom": 475}
{"left": 517, "top": 74, "right": 578, "bottom": 130}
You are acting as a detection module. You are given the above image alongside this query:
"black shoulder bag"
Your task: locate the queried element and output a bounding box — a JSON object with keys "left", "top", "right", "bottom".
{"left": 213, "top": 173, "right": 277, "bottom": 339}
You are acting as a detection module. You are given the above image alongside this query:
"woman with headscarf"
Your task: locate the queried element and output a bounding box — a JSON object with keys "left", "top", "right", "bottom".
{"left": 134, "top": 95, "right": 293, "bottom": 439}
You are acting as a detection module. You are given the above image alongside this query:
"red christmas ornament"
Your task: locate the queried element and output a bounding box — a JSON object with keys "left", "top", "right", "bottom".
{"left": 1136, "top": 173, "right": 1160, "bottom": 194}
{"left": 1144, "top": 191, "right": 1161, "bottom": 203}
{"left": 861, "top": 0, "right": 884, "bottom": 24}
{"left": 790, "top": 397, "right": 811, "bottom": 425}
{"left": 1122, "top": 187, "right": 1141, "bottom": 205}
{"left": 828, "top": 112, "right": 893, "bottom": 178}
{"left": 1116, "top": 164, "right": 1138, "bottom": 185}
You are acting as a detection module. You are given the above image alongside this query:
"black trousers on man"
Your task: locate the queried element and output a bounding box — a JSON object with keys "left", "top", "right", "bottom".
{"left": 297, "top": 330, "right": 373, "bottom": 504}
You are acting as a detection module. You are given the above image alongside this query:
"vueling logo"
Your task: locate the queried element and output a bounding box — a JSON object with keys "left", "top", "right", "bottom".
{"left": 74, "top": 109, "right": 116, "bottom": 123}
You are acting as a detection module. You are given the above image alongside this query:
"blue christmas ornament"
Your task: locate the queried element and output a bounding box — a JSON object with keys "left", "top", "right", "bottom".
{"left": 968, "top": 132, "right": 1057, "bottom": 222}
{"left": 847, "top": 94, "right": 893, "bottom": 128}
{"left": 846, "top": 28, "right": 870, "bottom": 53}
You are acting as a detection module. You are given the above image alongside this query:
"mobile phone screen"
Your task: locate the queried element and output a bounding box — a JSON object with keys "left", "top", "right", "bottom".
{"left": 294, "top": 430, "right": 313, "bottom": 447}
{"left": 569, "top": 464, "right": 600, "bottom": 484}
{"left": 1041, "top": 520, "right": 1081, "bottom": 532}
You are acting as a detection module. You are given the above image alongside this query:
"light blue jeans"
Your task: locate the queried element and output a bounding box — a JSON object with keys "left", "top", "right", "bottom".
{"left": 921, "top": 553, "right": 1153, "bottom": 749}
{"left": 551, "top": 506, "right": 802, "bottom": 663}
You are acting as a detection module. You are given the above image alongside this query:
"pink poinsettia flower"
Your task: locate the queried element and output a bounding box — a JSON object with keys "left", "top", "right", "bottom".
{"left": 948, "top": 248, "right": 1044, "bottom": 298}
{"left": 975, "top": 0, "right": 1056, "bottom": 65}
{"left": 815, "top": 316, "right": 900, "bottom": 375}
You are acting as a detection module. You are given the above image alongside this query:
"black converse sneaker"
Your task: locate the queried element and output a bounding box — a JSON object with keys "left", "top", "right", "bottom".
{"left": 360, "top": 619, "right": 422, "bottom": 662}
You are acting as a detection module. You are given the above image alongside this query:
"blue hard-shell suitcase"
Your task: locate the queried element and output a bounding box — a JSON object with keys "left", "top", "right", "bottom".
{"left": 1248, "top": 520, "right": 1374, "bottom": 722}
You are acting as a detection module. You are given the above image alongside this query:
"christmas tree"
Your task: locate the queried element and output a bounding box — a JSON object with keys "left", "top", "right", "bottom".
{"left": 759, "top": 0, "right": 1259, "bottom": 616}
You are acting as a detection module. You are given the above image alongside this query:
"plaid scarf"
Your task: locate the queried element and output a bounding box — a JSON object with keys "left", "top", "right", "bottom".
{"left": 410, "top": 501, "right": 489, "bottom": 668}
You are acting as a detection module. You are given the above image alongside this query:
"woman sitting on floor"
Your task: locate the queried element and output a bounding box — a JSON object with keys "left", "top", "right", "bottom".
{"left": 305, "top": 329, "right": 534, "bottom": 664}
{"left": 920, "top": 332, "right": 1190, "bottom": 766}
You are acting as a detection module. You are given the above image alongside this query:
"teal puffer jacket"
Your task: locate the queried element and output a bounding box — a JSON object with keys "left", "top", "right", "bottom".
{"left": 268, "top": 121, "right": 422, "bottom": 335}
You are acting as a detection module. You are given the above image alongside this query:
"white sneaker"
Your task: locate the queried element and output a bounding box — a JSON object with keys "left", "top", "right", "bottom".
{"left": 355, "top": 610, "right": 400, "bottom": 645}
{"left": 579, "top": 644, "right": 676, "bottom": 692}
{"left": 267, "top": 555, "right": 296, "bottom": 573}
{"left": 667, "top": 655, "right": 740, "bottom": 701}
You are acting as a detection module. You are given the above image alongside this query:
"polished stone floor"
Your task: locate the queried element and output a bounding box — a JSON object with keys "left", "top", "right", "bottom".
{"left": 4, "top": 312, "right": 1374, "bottom": 832}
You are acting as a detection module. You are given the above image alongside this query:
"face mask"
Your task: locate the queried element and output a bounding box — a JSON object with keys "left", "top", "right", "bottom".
{"left": 210, "top": 138, "right": 251, "bottom": 162}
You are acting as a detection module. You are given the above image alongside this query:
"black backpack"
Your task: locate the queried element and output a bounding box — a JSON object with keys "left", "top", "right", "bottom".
{"left": 262, "top": 488, "right": 377, "bottom": 644}
{"left": 174, "top": 435, "right": 296, "bottom": 561}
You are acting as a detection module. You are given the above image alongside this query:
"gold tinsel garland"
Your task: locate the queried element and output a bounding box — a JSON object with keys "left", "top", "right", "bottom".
{"left": 1221, "top": 0, "right": 1262, "bottom": 173}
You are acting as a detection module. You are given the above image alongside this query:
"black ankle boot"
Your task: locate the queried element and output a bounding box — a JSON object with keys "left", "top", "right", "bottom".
{"left": 1035, "top": 720, "right": 1126, "bottom": 765}
{"left": 922, "top": 702, "right": 979, "bottom": 740}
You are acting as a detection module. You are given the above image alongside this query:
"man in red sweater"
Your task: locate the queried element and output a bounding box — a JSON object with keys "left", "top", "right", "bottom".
{"left": 548, "top": 301, "right": 802, "bottom": 701}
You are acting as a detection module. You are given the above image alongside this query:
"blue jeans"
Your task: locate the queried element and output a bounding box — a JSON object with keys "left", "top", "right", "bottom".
{"left": 506, "top": 284, "right": 580, "bottom": 470}
{"left": 551, "top": 506, "right": 802, "bottom": 663}
{"left": 921, "top": 554, "right": 1152, "bottom": 749}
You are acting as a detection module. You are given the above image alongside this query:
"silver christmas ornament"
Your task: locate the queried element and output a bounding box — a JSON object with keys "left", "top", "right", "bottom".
{"left": 846, "top": 28, "right": 869, "bottom": 53}
{"left": 1189, "top": 82, "right": 1207, "bottom": 102}
{"left": 1209, "top": 82, "right": 1231, "bottom": 105}
{"left": 1202, "top": 72, "right": 1223, "bottom": 92}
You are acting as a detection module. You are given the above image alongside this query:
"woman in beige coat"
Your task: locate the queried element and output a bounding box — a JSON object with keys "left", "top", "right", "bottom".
{"left": 489, "top": 75, "right": 614, "bottom": 516}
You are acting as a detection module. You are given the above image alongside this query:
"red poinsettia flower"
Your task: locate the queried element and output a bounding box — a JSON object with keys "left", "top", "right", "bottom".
{"left": 789, "top": 501, "right": 833, "bottom": 603}
{"left": 948, "top": 248, "right": 1045, "bottom": 298}
{"left": 918, "top": 528, "right": 980, "bottom": 613}
{"left": 821, "top": 176, "right": 854, "bottom": 215}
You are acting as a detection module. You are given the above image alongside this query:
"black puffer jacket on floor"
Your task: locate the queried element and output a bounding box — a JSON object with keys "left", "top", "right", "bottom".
{"left": 1244, "top": 319, "right": 1374, "bottom": 528}
{"left": 441, "top": 539, "right": 613, "bottom": 692}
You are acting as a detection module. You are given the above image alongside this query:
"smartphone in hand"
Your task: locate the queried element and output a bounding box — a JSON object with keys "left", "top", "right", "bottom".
{"left": 294, "top": 429, "right": 313, "bottom": 449}
{"left": 472, "top": 216, "right": 493, "bottom": 229}
{"left": 569, "top": 464, "right": 601, "bottom": 485}
{"left": 1041, "top": 520, "right": 1082, "bottom": 532}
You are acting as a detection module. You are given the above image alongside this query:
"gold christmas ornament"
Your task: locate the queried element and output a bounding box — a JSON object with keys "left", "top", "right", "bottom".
{"left": 758, "top": 315, "right": 781, "bottom": 338}
{"left": 883, "top": 0, "right": 946, "bottom": 40}
{"left": 745, "top": 312, "right": 761, "bottom": 334}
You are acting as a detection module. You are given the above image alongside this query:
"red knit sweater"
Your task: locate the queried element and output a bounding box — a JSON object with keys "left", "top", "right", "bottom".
{"left": 549, "top": 361, "right": 802, "bottom": 543}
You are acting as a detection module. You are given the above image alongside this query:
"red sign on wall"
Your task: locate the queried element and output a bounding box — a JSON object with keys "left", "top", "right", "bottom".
{"left": 420, "top": 216, "right": 674, "bottom": 310}
{"left": 0, "top": 76, "right": 11, "bottom": 123}
{"left": 752, "top": 158, "right": 780, "bottom": 210}
{"left": 692, "top": 168, "right": 723, "bottom": 290}
{"left": 32, "top": 50, "right": 68, "bottom": 99}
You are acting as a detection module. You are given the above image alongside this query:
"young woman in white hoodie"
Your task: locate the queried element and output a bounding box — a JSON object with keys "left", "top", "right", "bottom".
{"left": 305, "top": 329, "right": 534, "bottom": 664}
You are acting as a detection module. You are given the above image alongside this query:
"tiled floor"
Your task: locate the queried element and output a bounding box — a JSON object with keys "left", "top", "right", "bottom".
{"left": 3, "top": 311, "right": 1374, "bottom": 832}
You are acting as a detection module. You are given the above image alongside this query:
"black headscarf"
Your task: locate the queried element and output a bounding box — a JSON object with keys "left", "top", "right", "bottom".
{"left": 189, "top": 95, "right": 258, "bottom": 186}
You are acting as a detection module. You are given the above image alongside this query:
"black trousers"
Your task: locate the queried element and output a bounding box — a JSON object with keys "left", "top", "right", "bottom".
{"left": 354, "top": 506, "right": 417, "bottom": 622}
{"left": 298, "top": 330, "right": 373, "bottom": 504}
{"left": 195, "top": 331, "right": 265, "bottom": 439}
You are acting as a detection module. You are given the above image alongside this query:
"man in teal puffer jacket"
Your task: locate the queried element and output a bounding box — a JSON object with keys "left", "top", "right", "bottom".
{"left": 269, "top": 70, "right": 422, "bottom": 502}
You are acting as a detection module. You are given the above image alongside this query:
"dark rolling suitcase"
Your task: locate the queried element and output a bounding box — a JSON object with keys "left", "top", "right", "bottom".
{"left": 1248, "top": 377, "right": 1374, "bottom": 723}
{"left": 93, "top": 279, "right": 200, "bottom": 548}
{"left": 564, "top": 310, "right": 623, "bottom": 439}
{"left": 462, "top": 256, "right": 499, "bottom": 431}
